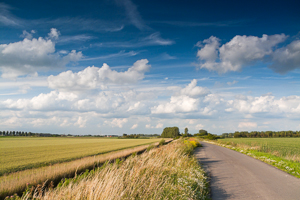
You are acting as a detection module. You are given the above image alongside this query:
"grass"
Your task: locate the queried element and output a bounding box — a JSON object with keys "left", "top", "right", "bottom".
{"left": 18, "top": 139, "right": 210, "bottom": 200}
{"left": 0, "top": 137, "right": 162, "bottom": 176}
{"left": 219, "top": 138, "right": 300, "bottom": 162}
{"left": 207, "top": 138, "right": 300, "bottom": 178}
{"left": 0, "top": 137, "right": 163, "bottom": 199}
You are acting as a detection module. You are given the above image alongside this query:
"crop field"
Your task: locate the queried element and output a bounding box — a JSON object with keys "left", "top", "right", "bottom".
{"left": 0, "top": 137, "right": 162, "bottom": 176}
{"left": 219, "top": 138, "right": 300, "bottom": 161}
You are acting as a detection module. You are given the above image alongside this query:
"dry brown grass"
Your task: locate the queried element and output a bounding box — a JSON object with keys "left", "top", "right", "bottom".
{"left": 1, "top": 140, "right": 171, "bottom": 199}
{"left": 22, "top": 139, "right": 208, "bottom": 200}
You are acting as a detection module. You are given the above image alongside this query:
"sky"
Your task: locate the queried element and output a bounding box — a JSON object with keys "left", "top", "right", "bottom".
{"left": 0, "top": 0, "right": 300, "bottom": 135}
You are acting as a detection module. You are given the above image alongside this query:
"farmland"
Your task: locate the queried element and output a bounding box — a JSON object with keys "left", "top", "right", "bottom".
{"left": 0, "top": 137, "right": 163, "bottom": 198}
{"left": 0, "top": 137, "right": 162, "bottom": 175}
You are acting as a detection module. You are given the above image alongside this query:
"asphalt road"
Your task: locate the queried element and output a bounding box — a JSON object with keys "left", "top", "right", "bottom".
{"left": 195, "top": 142, "right": 300, "bottom": 200}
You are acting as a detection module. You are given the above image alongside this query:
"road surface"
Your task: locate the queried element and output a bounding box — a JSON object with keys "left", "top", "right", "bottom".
{"left": 195, "top": 141, "right": 300, "bottom": 200}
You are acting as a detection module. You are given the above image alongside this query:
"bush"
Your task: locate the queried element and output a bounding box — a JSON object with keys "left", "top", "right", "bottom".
{"left": 159, "top": 139, "right": 165, "bottom": 146}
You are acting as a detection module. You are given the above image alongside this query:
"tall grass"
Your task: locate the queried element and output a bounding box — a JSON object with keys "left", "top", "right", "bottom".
{"left": 20, "top": 139, "right": 209, "bottom": 200}
{"left": 0, "top": 142, "right": 168, "bottom": 199}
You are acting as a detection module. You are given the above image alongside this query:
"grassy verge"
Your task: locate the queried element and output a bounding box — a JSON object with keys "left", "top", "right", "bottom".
{"left": 204, "top": 139, "right": 300, "bottom": 179}
{"left": 0, "top": 140, "right": 170, "bottom": 199}
{"left": 10, "top": 138, "right": 210, "bottom": 200}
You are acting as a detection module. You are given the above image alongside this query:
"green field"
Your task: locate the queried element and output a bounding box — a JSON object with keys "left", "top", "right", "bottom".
{"left": 219, "top": 138, "right": 300, "bottom": 160}
{"left": 0, "top": 137, "right": 161, "bottom": 175}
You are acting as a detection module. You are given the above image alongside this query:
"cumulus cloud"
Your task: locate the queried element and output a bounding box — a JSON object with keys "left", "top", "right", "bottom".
{"left": 226, "top": 94, "right": 300, "bottom": 114}
{"left": 195, "top": 124, "right": 204, "bottom": 130}
{"left": 105, "top": 118, "right": 128, "bottom": 128}
{"left": 238, "top": 122, "right": 257, "bottom": 128}
{"left": 270, "top": 40, "right": 300, "bottom": 74}
{"left": 48, "top": 59, "right": 151, "bottom": 91}
{"left": 155, "top": 123, "right": 163, "bottom": 128}
{"left": 151, "top": 79, "right": 212, "bottom": 114}
{"left": 74, "top": 116, "right": 87, "bottom": 128}
{"left": 0, "top": 29, "right": 82, "bottom": 78}
{"left": 20, "top": 30, "right": 35, "bottom": 39}
{"left": 152, "top": 95, "right": 198, "bottom": 114}
{"left": 48, "top": 28, "right": 60, "bottom": 39}
{"left": 196, "top": 34, "right": 287, "bottom": 74}
{"left": 177, "top": 79, "right": 210, "bottom": 98}
{"left": 131, "top": 124, "right": 138, "bottom": 129}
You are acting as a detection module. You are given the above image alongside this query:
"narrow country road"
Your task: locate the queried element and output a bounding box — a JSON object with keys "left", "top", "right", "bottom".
{"left": 195, "top": 141, "right": 300, "bottom": 200}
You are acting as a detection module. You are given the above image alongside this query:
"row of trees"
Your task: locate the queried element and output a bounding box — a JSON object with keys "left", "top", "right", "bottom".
{"left": 222, "top": 131, "right": 300, "bottom": 138}
{"left": 160, "top": 127, "right": 218, "bottom": 140}
{"left": 120, "top": 134, "right": 159, "bottom": 138}
{"left": 0, "top": 131, "right": 58, "bottom": 137}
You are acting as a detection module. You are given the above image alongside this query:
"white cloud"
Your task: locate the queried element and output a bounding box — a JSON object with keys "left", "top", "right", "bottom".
{"left": 195, "top": 124, "right": 204, "bottom": 130}
{"left": 145, "top": 124, "right": 151, "bottom": 128}
{"left": 196, "top": 34, "right": 287, "bottom": 73}
{"left": 74, "top": 116, "right": 87, "bottom": 128}
{"left": 0, "top": 29, "right": 82, "bottom": 78}
{"left": 155, "top": 123, "right": 163, "bottom": 128}
{"left": 271, "top": 40, "right": 300, "bottom": 74}
{"left": 48, "top": 59, "right": 151, "bottom": 91}
{"left": 48, "top": 28, "right": 60, "bottom": 39}
{"left": 151, "top": 80, "right": 211, "bottom": 114}
{"left": 131, "top": 124, "right": 138, "bottom": 129}
{"left": 178, "top": 79, "right": 210, "bottom": 98}
{"left": 227, "top": 80, "right": 238, "bottom": 86}
{"left": 20, "top": 30, "right": 34, "bottom": 39}
{"left": 151, "top": 95, "right": 198, "bottom": 114}
{"left": 238, "top": 122, "right": 257, "bottom": 129}
{"left": 196, "top": 36, "right": 220, "bottom": 62}
{"left": 105, "top": 118, "right": 128, "bottom": 128}
{"left": 226, "top": 94, "right": 300, "bottom": 114}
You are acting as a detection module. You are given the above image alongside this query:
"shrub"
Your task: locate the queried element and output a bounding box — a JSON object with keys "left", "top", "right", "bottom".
{"left": 159, "top": 139, "right": 165, "bottom": 146}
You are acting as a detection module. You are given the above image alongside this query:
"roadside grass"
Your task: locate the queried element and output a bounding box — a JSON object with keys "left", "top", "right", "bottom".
{"left": 205, "top": 138, "right": 300, "bottom": 178}
{"left": 0, "top": 137, "right": 162, "bottom": 176}
{"left": 0, "top": 139, "right": 165, "bottom": 199}
{"left": 17, "top": 138, "right": 210, "bottom": 200}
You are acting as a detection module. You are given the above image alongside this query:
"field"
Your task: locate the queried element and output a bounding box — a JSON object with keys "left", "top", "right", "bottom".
{"left": 0, "top": 137, "right": 162, "bottom": 176}
{"left": 0, "top": 137, "right": 163, "bottom": 198}
{"left": 219, "top": 138, "right": 300, "bottom": 162}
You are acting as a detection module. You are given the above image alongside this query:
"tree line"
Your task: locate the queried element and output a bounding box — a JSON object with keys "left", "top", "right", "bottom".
{"left": 222, "top": 130, "right": 300, "bottom": 138}
{"left": 0, "top": 131, "right": 58, "bottom": 137}
{"left": 161, "top": 127, "right": 217, "bottom": 140}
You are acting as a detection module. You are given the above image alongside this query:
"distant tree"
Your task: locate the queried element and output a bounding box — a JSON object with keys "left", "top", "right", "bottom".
{"left": 199, "top": 129, "right": 208, "bottom": 136}
{"left": 183, "top": 127, "right": 189, "bottom": 137}
{"left": 161, "top": 127, "right": 180, "bottom": 138}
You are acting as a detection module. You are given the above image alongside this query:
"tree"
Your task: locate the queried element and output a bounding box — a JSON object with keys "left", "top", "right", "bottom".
{"left": 183, "top": 127, "right": 190, "bottom": 137}
{"left": 199, "top": 129, "right": 208, "bottom": 136}
{"left": 161, "top": 127, "right": 180, "bottom": 138}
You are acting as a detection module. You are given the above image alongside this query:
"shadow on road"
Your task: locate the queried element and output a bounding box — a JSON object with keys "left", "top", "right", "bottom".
{"left": 196, "top": 146, "right": 232, "bottom": 200}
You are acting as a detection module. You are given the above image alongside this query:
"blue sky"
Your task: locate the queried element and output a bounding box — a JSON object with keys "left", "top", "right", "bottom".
{"left": 0, "top": 0, "right": 300, "bottom": 135}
